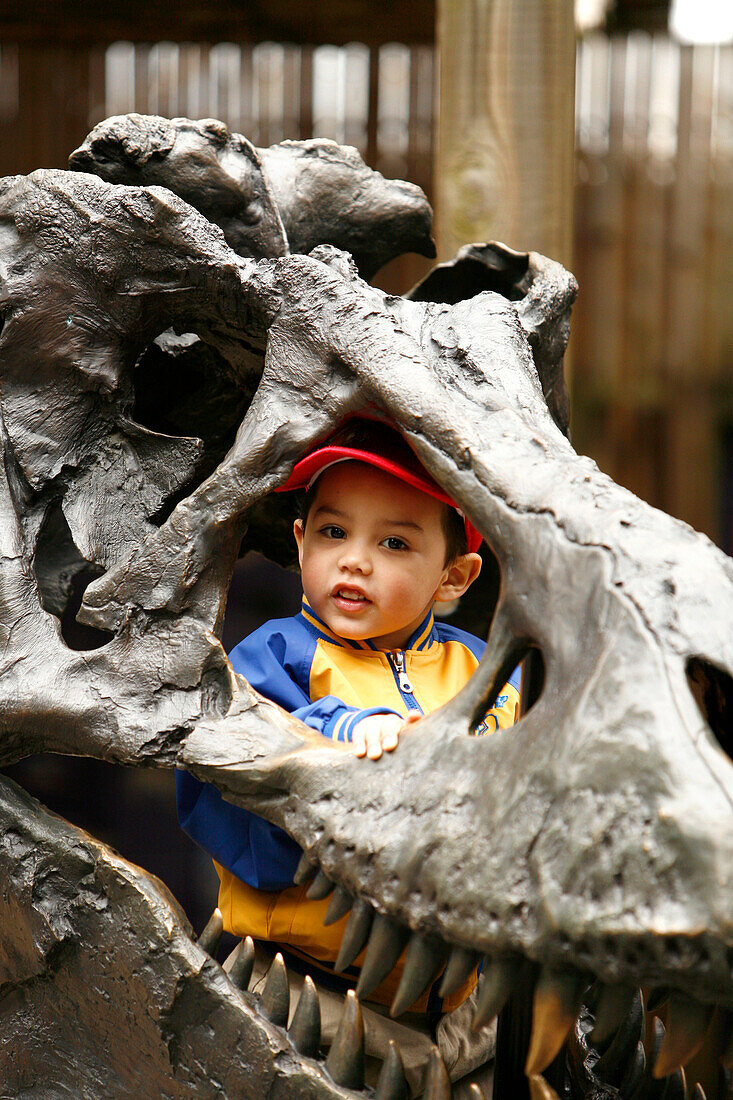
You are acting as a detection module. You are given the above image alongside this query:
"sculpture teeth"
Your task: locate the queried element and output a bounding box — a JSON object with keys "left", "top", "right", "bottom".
{"left": 439, "top": 944, "right": 481, "bottom": 998}
{"left": 590, "top": 981, "right": 637, "bottom": 1045}
{"left": 355, "top": 913, "right": 409, "bottom": 1000}
{"left": 288, "top": 974, "right": 321, "bottom": 1058}
{"left": 224, "top": 935, "right": 255, "bottom": 991}
{"left": 375, "top": 1039, "right": 409, "bottom": 1100}
{"left": 618, "top": 1039, "right": 645, "bottom": 1095}
{"left": 525, "top": 966, "right": 587, "bottom": 1076}
{"left": 390, "top": 932, "right": 447, "bottom": 1017}
{"left": 196, "top": 907, "right": 223, "bottom": 956}
{"left": 422, "top": 1045, "right": 451, "bottom": 1100}
{"left": 260, "top": 952, "right": 290, "bottom": 1027}
{"left": 471, "top": 955, "right": 516, "bottom": 1029}
{"left": 335, "top": 897, "right": 374, "bottom": 972}
{"left": 325, "top": 989, "right": 365, "bottom": 1089}
{"left": 693, "top": 1083, "right": 708, "bottom": 1099}
{"left": 306, "top": 868, "right": 334, "bottom": 900}
{"left": 467, "top": 1084, "right": 487, "bottom": 1100}
{"left": 293, "top": 851, "right": 318, "bottom": 886}
{"left": 653, "top": 992, "right": 714, "bottom": 1078}
{"left": 593, "top": 986, "right": 644, "bottom": 1085}
{"left": 527, "top": 1075, "right": 561, "bottom": 1100}
{"left": 323, "top": 884, "right": 353, "bottom": 926}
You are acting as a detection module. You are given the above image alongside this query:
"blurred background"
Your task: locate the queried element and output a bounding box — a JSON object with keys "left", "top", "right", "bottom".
{"left": 0, "top": 0, "right": 731, "bottom": 933}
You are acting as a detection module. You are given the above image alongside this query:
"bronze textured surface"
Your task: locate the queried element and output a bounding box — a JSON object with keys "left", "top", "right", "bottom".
{"left": 0, "top": 113, "right": 730, "bottom": 1097}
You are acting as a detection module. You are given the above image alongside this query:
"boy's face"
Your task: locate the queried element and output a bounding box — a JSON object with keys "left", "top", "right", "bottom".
{"left": 293, "top": 462, "right": 481, "bottom": 650}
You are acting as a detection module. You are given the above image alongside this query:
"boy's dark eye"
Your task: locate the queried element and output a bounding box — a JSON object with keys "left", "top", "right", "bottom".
{"left": 321, "top": 524, "right": 346, "bottom": 539}
{"left": 382, "top": 536, "right": 408, "bottom": 551}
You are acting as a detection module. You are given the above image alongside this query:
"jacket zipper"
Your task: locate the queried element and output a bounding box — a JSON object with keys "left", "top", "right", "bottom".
{"left": 387, "top": 650, "right": 422, "bottom": 713}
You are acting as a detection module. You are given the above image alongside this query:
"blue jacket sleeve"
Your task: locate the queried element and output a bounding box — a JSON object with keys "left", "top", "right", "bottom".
{"left": 176, "top": 620, "right": 398, "bottom": 891}
{"left": 175, "top": 769, "right": 303, "bottom": 891}
{"left": 231, "top": 626, "right": 398, "bottom": 740}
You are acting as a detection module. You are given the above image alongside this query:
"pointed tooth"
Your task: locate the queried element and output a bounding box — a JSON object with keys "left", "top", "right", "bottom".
{"left": 422, "top": 1045, "right": 451, "bottom": 1100}
{"left": 196, "top": 908, "right": 223, "bottom": 956}
{"left": 260, "top": 952, "right": 289, "bottom": 1027}
{"left": 618, "top": 1039, "right": 646, "bottom": 1096}
{"left": 653, "top": 993, "right": 713, "bottom": 1078}
{"left": 355, "top": 914, "right": 409, "bottom": 999}
{"left": 692, "top": 1085, "right": 707, "bottom": 1099}
{"left": 594, "top": 987, "right": 645, "bottom": 1084}
{"left": 525, "top": 967, "right": 587, "bottom": 1077}
{"left": 224, "top": 935, "right": 255, "bottom": 990}
{"left": 591, "top": 982, "right": 637, "bottom": 1045}
{"left": 528, "top": 1076, "right": 561, "bottom": 1100}
{"left": 390, "top": 934, "right": 448, "bottom": 1017}
{"left": 647, "top": 1012, "right": 664, "bottom": 1073}
{"left": 662, "top": 1066, "right": 687, "bottom": 1100}
{"left": 335, "top": 897, "right": 374, "bottom": 972}
{"left": 468, "top": 1086, "right": 487, "bottom": 1100}
{"left": 647, "top": 987, "right": 671, "bottom": 1014}
{"left": 293, "top": 851, "right": 318, "bottom": 886}
{"left": 307, "top": 869, "right": 334, "bottom": 900}
{"left": 325, "top": 989, "right": 365, "bottom": 1089}
{"left": 375, "top": 1040, "right": 409, "bottom": 1100}
{"left": 323, "top": 885, "right": 353, "bottom": 926}
{"left": 439, "top": 945, "right": 481, "bottom": 998}
{"left": 472, "top": 956, "right": 516, "bottom": 1029}
{"left": 288, "top": 974, "right": 320, "bottom": 1057}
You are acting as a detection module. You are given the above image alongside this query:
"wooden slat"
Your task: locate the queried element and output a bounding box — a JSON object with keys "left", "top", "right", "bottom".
{"left": 297, "top": 43, "right": 313, "bottom": 139}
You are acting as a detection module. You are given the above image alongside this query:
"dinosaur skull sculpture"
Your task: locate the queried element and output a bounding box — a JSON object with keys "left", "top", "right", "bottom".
{"left": 0, "top": 115, "right": 731, "bottom": 1099}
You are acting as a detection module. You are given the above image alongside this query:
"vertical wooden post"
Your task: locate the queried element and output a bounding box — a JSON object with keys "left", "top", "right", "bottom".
{"left": 433, "top": 0, "right": 576, "bottom": 270}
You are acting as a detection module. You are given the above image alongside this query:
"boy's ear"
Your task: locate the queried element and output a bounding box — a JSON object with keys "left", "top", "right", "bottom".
{"left": 293, "top": 518, "right": 305, "bottom": 568}
{"left": 434, "top": 552, "right": 482, "bottom": 603}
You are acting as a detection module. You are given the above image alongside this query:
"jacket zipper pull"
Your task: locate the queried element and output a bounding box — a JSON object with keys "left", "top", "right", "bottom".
{"left": 390, "top": 650, "right": 414, "bottom": 694}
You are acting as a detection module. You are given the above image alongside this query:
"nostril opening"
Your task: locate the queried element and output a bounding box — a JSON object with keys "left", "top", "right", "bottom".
{"left": 34, "top": 504, "right": 114, "bottom": 651}
{"left": 519, "top": 645, "right": 545, "bottom": 717}
{"left": 470, "top": 643, "right": 544, "bottom": 735}
{"left": 686, "top": 656, "right": 733, "bottom": 760}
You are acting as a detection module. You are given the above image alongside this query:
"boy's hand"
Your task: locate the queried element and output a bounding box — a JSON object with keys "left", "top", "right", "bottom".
{"left": 352, "top": 712, "right": 421, "bottom": 760}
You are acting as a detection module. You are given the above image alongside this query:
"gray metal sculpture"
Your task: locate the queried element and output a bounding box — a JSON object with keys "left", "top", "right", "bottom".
{"left": 0, "top": 113, "right": 731, "bottom": 1099}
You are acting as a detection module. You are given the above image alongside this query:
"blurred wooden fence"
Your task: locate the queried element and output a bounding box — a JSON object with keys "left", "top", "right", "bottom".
{"left": 573, "top": 33, "right": 733, "bottom": 547}
{"left": 0, "top": 33, "right": 731, "bottom": 545}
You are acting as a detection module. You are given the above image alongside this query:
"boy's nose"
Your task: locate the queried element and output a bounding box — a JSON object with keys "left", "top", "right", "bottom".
{"left": 338, "top": 546, "right": 373, "bottom": 574}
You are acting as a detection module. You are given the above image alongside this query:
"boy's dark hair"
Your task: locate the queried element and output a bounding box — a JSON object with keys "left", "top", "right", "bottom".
{"left": 298, "top": 486, "right": 468, "bottom": 565}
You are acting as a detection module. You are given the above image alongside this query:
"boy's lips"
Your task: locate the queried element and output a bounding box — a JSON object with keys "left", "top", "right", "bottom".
{"left": 331, "top": 586, "right": 372, "bottom": 611}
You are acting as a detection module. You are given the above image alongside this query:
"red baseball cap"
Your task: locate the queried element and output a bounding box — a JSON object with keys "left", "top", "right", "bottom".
{"left": 278, "top": 420, "right": 482, "bottom": 554}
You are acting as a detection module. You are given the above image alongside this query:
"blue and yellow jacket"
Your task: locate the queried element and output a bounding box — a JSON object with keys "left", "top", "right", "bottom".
{"left": 177, "top": 600, "right": 521, "bottom": 1009}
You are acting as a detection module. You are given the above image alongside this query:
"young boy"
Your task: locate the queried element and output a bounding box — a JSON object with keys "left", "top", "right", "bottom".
{"left": 176, "top": 420, "right": 520, "bottom": 1089}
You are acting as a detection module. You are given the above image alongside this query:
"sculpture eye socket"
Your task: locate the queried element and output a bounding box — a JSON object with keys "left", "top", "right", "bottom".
{"left": 687, "top": 656, "right": 733, "bottom": 762}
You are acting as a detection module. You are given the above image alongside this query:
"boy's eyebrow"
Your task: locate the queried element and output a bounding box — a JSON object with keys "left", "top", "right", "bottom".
{"left": 381, "top": 520, "right": 424, "bottom": 531}
{"left": 312, "top": 505, "right": 424, "bottom": 531}
{"left": 312, "top": 505, "right": 348, "bottom": 519}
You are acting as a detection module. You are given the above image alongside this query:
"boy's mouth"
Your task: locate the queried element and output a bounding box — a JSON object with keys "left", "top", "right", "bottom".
{"left": 332, "top": 587, "right": 371, "bottom": 609}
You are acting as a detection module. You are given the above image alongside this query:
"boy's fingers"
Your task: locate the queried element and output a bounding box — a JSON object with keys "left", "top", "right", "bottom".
{"left": 404, "top": 712, "right": 421, "bottom": 725}
{"left": 381, "top": 727, "right": 399, "bottom": 751}
{"left": 352, "top": 728, "right": 367, "bottom": 757}
{"left": 365, "top": 726, "right": 383, "bottom": 759}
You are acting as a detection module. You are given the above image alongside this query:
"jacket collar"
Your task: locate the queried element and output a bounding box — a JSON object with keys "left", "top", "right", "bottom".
{"left": 298, "top": 599, "right": 437, "bottom": 652}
